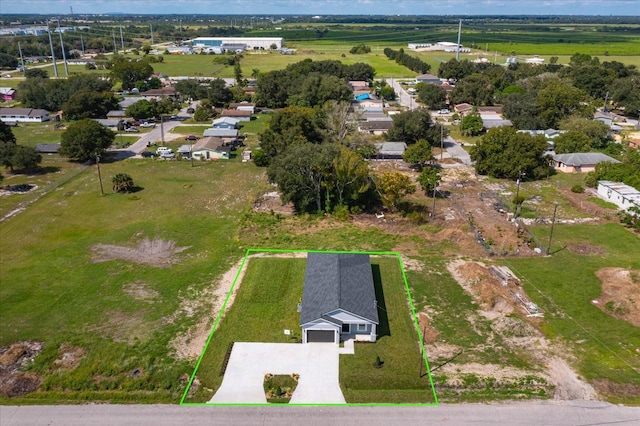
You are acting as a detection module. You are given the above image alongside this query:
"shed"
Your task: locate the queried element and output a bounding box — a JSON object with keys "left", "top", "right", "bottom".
{"left": 374, "top": 142, "right": 407, "bottom": 159}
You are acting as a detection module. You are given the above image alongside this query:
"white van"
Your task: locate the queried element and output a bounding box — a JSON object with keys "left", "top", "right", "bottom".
{"left": 156, "top": 147, "right": 173, "bottom": 155}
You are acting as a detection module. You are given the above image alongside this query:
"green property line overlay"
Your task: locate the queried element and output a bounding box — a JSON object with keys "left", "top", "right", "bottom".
{"left": 179, "top": 248, "right": 439, "bottom": 407}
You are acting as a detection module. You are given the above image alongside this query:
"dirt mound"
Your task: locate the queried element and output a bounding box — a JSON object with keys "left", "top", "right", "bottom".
{"left": 0, "top": 341, "right": 43, "bottom": 397}
{"left": 594, "top": 268, "right": 640, "bottom": 327}
{"left": 52, "top": 344, "right": 86, "bottom": 371}
{"left": 568, "top": 243, "right": 607, "bottom": 255}
{"left": 92, "top": 237, "right": 190, "bottom": 268}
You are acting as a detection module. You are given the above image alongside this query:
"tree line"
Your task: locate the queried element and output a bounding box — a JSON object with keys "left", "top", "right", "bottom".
{"left": 383, "top": 48, "right": 431, "bottom": 74}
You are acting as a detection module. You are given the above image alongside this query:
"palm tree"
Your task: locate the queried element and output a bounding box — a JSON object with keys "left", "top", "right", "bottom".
{"left": 112, "top": 173, "right": 134, "bottom": 193}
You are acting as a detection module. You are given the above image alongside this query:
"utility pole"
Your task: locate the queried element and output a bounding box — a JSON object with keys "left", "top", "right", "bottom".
{"left": 547, "top": 203, "right": 558, "bottom": 255}
{"left": 18, "top": 41, "right": 25, "bottom": 72}
{"left": 120, "top": 25, "right": 125, "bottom": 50}
{"left": 456, "top": 19, "right": 462, "bottom": 61}
{"left": 96, "top": 154, "right": 104, "bottom": 195}
{"left": 150, "top": 24, "right": 154, "bottom": 45}
{"left": 57, "top": 20, "right": 69, "bottom": 76}
{"left": 603, "top": 91, "right": 610, "bottom": 112}
{"left": 160, "top": 115, "right": 165, "bottom": 145}
{"left": 515, "top": 170, "right": 526, "bottom": 217}
{"left": 440, "top": 125, "right": 444, "bottom": 161}
{"left": 47, "top": 20, "right": 58, "bottom": 77}
{"left": 112, "top": 30, "right": 117, "bottom": 54}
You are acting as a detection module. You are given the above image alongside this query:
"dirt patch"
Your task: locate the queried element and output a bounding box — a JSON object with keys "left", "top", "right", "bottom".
{"left": 546, "top": 357, "right": 598, "bottom": 400}
{"left": 591, "top": 378, "right": 640, "bottom": 399}
{"left": 594, "top": 268, "right": 640, "bottom": 327}
{"left": 52, "top": 344, "right": 86, "bottom": 371}
{"left": 123, "top": 281, "right": 159, "bottom": 302}
{"left": 568, "top": 243, "right": 607, "bottom": 256}
{"left": 89, "top": 310, "right": 159, "bottom": 344}
{"left": 92, "top": 237, "right": 190, "bottom": 268}
{"left": 253, "top": 191, "right": 295, "bottom": 215}
{"left": 0, "top": 341, "right": 43, "bottom": 397}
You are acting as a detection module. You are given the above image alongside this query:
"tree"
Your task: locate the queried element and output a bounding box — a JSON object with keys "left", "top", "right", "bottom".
{"left": 460, "top": 113, "right": 484, "bottom": 136}
{"left": 321, "top": 101, "right": 354, "bottom": 145}
{"left": 374, "top": 171, "right": 415, "bottom": 212}
{"left": 470, "top": 126, "right": 552, "bottom": 180}
{"left": 193, "top": 104, "right": 213, "bottom": 122}
{"left": 60, "top": 119, "right": 115, "bottom": 162}
{"left": 24, "top": 68, "right": 49, "bottom": 79}
{"left": 11, "top": 145, "right": 41, "bottom": 172}
{"left": 125, "top": 99, "right": 155, "bottom": 120}
{"left": 609, "top": 76, "right": 640, "bottom": 118}
{"left": 112, "top": 173, "right": 135, "bottom": 193}
{"left": 416, "top": 83, "right": 447, "bottom": 110}
{"left": 0, "top": 52, "right": 18, "bottom": 70}
{"left": 350, "top": 44, "right": 371, "bottom": 54}
{"left": 0, "top": 121, "right": 18, "bottom": 170}
{"left": 267, "top": 143, "right": 339, "bottom": 213}
{"left": 293, "top": 73, "right": 352, "bottom": 107}
{"left": 502, "top": 92, "right": 543, "bottom": 129}
{"left": 536, "top": 79, "right": 593, "bottom": 129}
{"left": 403, "top": 139, "right": 434, "bottom": 170}
{"left": 558, "top": 117, "right": 611, "bottom": 149}
{"left": 417, "top": 166, "right": 441, "bottom": 195}
{"left": 141, "top": 44, "right": 151, "bottom": 55}
{"left": 331, "top": 147, "right": 370, "bottom": 208}
{"left": 450, "top": 73, "right": 494, "bottom": 106}
{"left": 207, "top": 78, "right": 233, "bottom": 107}
{"left": 553, "top": 131, "right": 592, "bottom": 154}
{"left": 233, "top": 62, "right": 244, "bottom": 86}
{"left": 387, "top": 109, "right": 442, "bottom": 145}
{"left": 62, "top": 90, "right": 119, "bottom": 121}
{"left": 379, "top": 85, "right": 396, "bottom": 101}
{"left": 0, "top": 121, "right": 17, "bottom": 144}
{"left": 110, "top": 58, "right": 153, "bottom": 90}
{"left": 438, "top": 59, "right": 476, "bottom": 82}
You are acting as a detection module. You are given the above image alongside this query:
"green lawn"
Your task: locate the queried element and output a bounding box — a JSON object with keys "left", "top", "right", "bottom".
{"left": 185, "top": 253, "right": 437, "bottom": 404}
{"left": 0, "top": 157, "right": 267, "bottom": 403}
{"left": 505, "top": 223, "right": 640, "bottom": 404}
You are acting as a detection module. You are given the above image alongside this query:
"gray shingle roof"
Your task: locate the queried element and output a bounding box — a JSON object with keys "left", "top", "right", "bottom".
{"left": 553, "top": 152, "right": 620, "bottom": 166}
{"left": 300, "top": 253, "right": 379, "bottom": 326}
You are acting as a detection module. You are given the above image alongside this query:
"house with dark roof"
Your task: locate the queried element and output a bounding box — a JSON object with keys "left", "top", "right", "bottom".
{"left": 221, "top": 109, "right": 252, "bottom": 121}
{"left": 359, "top": 120, "right": 393, "bottom": 135}
{"left": 192, "top": 136, "right": 229, "bottom": 160}
{"left": 0, "top": 107, "right": 50, "bottom": 123}
{"left": 300, "top": 253, "right": 379, "bottom": 344}
{"left": 552, "top": 152, "right": 620, "bottom": 173}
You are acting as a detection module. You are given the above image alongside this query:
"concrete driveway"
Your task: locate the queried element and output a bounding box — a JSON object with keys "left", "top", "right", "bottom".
{"left": 209, "top": 342, "right": 346, "bottom": 404}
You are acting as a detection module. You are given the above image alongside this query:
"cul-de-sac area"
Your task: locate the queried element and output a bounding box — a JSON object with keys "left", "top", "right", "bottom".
{"left": 0, "top": 13, "right": 639, "bottom": 409}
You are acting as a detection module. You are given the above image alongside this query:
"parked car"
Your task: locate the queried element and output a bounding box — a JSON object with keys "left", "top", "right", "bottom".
{"left": 439, "top": 109, "right": 451, "bottom": 114}
{"left": 131, "top": 121, "right": 141, "bottom": 126}
{"left": 186, "top": 108, "right": 195, "bottom": 114}
{"left": 140, "top": 151, "right": 156, "bottom": 158}
{"left": 160, "top": 152, "right": 176, "bottom": 159}
{"left": 186, "top": 135, "right": 199, "bottom": 141}
{"left": 125, "top": 127, "right": 140, "bottom": 133}
{"left": 170, "top": 115, "right": 178, "bottom": 120}
{"left": 156, "top": 147, "right": 173, "bottom": 155}
{"left": 141, "top": 122, "right": 156, "bottom": 128}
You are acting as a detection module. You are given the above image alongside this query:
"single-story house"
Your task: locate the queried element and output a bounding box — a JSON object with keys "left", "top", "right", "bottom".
{"left": 374, "top": 141, "right": 407, "bottom": 159}
{"left": 454, "top": 103, "right": 474, "bottom": 117}
{"left": 35, "top": 143, "right": 61, "bottom": 153}
{"left": 177, "top": 144, "right": 194, "bottom": 158}
{"left": 0, "top": 87, "right": 17, "bottom": 101}
{"left": 221, "top": 109, "right": 251, "bottom": 121}
{"left": 139, "top": 87, "right": 178, "bottom": 98}
{"left": 203, "top": 128, "right": 238, "bottom": 139}
{"left": 93, "top": 118, "right": 121, "bottom": 128}
{"left": 359, "top": 120, "right": 393, "bottom": 135}
{"left": 416, "top": 73, "right": 441, "bottom": 85}
{"left": 229, "top": 102, "right": 256, "bottom": 113}
{"left": 0, "top": 107, "right": 50, "bottom": 123}
{"left": 300, "top": 253, "right": 379, "bottom": 344}
{"left": 553, "top": 152, "right": 620, "bottom": 173}
{"left": 481, "top": 112, "right": 512, "bottom": 130}
{"left": 212, "top": 117, "right": 240, "bottom": 129}
{"left": 597, "top": 181, "right": 640, "bottom": 213}
{"left": 106, "top": 110, "right": 127, "bottom": 119}
{"left": 349, "top": 81, "right": 369, "bottom": 92}
{"left": 192, "top": 137, "right": 229, "bottom": 160}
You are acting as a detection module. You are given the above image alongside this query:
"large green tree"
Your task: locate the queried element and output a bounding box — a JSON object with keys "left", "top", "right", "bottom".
{"left": 553, "top": 131, "right": 592, "bottom": 154}
{"left": 331, "top": 147, "right": 370, "bottom": 208}
{"left": 450, "top": 73, "right": 495, "bottom": 106}
{"left": 374, "top": 171, "right": 415, "bottom": 212}
{"left": 558, "top": 117, "right": 611, "bottom": 149}
{"left": 536, "top": 79, "right": 593, "bottom": 129}
{"left": 403, "top": 139, "right": 434, "bottom": 170}
{"left": 460, "top": 113, "right": 484, "bottom": 136}
{"left": 416, "top": 83, "right": 447, "bottom": 110}
{"left": 387, "top": 109, "right": 443, "bottom": 145}
{"left": 110, "top": 57, "right": 153, "bottom": 91}
{"left": 470, "top": 126, "right": 552, "bottom": 180}
{"left": 62, "top": 90, "right": 119, "bottom": 121}
{"left": 60, "top": 119, "right": 115, "bottom": 162}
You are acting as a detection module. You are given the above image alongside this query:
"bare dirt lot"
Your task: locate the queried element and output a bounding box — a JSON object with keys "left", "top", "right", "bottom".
{"left": 594, "top": 268, "right": 640, "bottom": 327}
{"left": 92, "top": 237, "right": 190, "bottom": 268}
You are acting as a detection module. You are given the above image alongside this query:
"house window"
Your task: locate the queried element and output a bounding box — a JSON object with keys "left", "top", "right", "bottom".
{"left": 357, "top": 324, "right": 367, "bottom": 332}
{"left": 342, "top": 324, "right": 350, "bottom": 333}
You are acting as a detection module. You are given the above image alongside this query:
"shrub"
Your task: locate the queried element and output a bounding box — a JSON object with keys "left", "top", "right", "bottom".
{"left": 571, "top": 184, "right": 585, "bottom": 193}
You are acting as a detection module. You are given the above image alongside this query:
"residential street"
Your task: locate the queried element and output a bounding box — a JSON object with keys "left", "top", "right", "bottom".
{"left": 386, "top": 78, "right": 418, "bottom": 110}
{"left": 2, "top": 401, "right": 639, "bottom": 426}
{"left": 443, "top": 135, "right": 472, "bottom": 165}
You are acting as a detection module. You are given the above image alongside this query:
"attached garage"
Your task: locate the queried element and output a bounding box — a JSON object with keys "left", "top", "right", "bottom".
{"left": 306, "top": 330, "right": 336, "bottom": 343}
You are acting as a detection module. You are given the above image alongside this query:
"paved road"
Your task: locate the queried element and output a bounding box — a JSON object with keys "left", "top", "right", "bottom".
{"left": 442, "top": 136, "right": 472, "bottom": 165}
{"left": 2, "top": 401, "right": 639, "bottom": 425}
{"left": 386, "top": 78, "right": 418, "bottom": 110}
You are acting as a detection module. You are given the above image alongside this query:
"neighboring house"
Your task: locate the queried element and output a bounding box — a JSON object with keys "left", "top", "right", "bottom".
{"left": 359, "top": 120, "right": 393, "bottom": 135}
{"left": 374, "top": 142, "right": 407, "bottom": 159}
{"left": 454, "top": 103, "right": 474, "bottom": 117}
{"left": 221, "top": 109, "right": 252, "bottom": 121}
{"left": 299, "top": 253, "right": 379, "bottom": 344}
{"left": 192, "top": 136, "right": 229, "bottom": 160}
{"left": 212, "top": 117, "right": 239, "bottom": 129}
{"left": 229, "top": 102, "right": 256, "bottom": 113}
{"left": 140, "top": 87, "right": 178, "bottom": 98}
{"left": 177, "top": 144, "right": 194, "bottom": 158}
{"left": 203, "top": 128, "right": 238, "bottom": 139}
{"left": 349, "top": 81, "right": 369, "bottom": 92}
{"left": 35, "top": 143, "right": 61, "bottom": 153}
{"left": 597, "top": 181, "right": 640, "bottom": 214}
{"left": 93, "top": 118, "right": 121, "bottom": 128}
{"left": 106, "top": 110, "right": 127, "bottom": 119}
{"left": 552, "top": 152, "right": 620, "bottom": 173}
{"left": 480, "top": 112, "right": 512, "bottom": 130}
{"left": 0, "top": 107, "right": 50, "bottom": 123}
{"left": 0, "top": 87, "right": 17, "bottom": 101}
{"left": 416, "top": 73, "right": 441, "bottom": 85}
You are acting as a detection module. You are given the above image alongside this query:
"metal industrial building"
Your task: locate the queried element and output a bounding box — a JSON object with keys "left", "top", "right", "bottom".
{"left": 191, "top": 37, "right": 283, "bottom": 50}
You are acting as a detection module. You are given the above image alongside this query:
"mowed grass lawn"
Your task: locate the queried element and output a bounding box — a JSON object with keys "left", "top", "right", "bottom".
{"left": 0, "top": 157, "right": 266, "bottom": 403}
{"left": 505, "top": 223, "right": 640, "bottom": 404}
{"left": 188, "top": 254, "right": 435, "bottom": 404}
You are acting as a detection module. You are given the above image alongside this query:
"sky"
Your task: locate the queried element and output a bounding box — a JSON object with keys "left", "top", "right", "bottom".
{"left": 0, "top": 0, "right": 638, "bottom": 16}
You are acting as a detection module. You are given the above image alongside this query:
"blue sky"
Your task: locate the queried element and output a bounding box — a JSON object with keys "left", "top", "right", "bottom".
{"left": 1, "top": 1, "right": 638, "bottom": 16}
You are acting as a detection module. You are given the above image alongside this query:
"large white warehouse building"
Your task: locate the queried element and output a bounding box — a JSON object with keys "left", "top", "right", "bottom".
{"left": 191, "top": 37, "right": 283, "bottom": 50}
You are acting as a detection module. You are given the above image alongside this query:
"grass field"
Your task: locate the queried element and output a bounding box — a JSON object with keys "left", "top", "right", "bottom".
{"left": 506, "top": 223, "right": 640, "bottom": 404}
{"left": 184, "top": 253, "right": 436, "bottom": 404}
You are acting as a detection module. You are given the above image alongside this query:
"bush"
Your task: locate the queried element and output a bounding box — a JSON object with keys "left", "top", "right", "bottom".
{"left": 571, "top": 184, "right": 585, "bottom": 193}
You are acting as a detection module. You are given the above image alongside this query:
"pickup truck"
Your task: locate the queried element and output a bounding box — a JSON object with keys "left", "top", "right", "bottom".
{"left": 141, "top": 122, "right": 156, "bottom": 128}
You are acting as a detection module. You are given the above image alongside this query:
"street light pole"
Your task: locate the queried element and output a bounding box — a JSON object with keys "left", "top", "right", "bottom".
{"left": 547, "top": 202, "right": 558, "bottom": 255}
{"left": 515, "top": 170, "right": 525, "bottom": 217}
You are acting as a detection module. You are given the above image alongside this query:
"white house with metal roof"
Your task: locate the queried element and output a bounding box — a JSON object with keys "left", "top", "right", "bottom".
{"left": 299, "top": 253, "right": 379, "bottom": 344}
{"left": 597, "top": 181, "right": 640, "bottom": 214}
